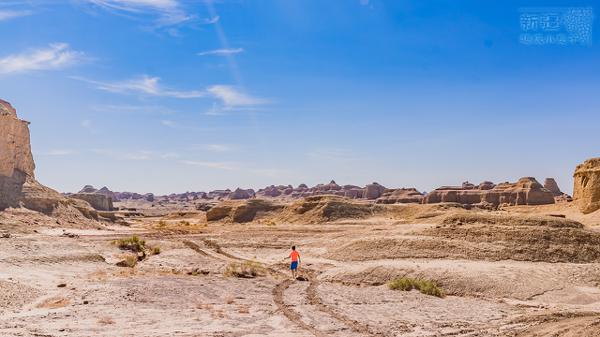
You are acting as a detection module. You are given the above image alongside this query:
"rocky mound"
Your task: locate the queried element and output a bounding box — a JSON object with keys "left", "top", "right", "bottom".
{"left": 279, "top": 195, "right": 379, "bottom": 223}
{"left": 424, "top": 177, "right": 555, "bottom": 207}
{"left": 206, "top": 199, "right": 283, "bottom": 223}
{"left": 206, "top": 195, "right": 382, "bottom": 224}
{"left": 376, "top": 188, "right": 424, "bottom": 204}
{"left": 574, "top": 158, "right": 600, "bottom": 214}
{"left": 328, "top": 213, "right": 600, "bottom": 263}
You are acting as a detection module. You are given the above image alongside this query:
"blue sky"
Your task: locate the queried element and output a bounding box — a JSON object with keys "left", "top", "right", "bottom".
{"left": 0, "top": 0, "right": 598, "bottom": 195}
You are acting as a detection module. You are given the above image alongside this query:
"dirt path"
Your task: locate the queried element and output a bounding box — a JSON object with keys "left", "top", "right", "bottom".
{"left": 273, "top": 279, "right": 329, "bottom": 337}
{"left": 186, "top": 236, "right": 382, "bottom": 336}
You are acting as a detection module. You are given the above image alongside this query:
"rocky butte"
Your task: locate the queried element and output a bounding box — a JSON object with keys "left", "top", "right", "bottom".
{"left": 0, "top": 100, "right": 107, "bottom": 219}
{"left": 0, "top": 99, "right": 37, "bottom": 209}
{"left": 573, "top": 157, "right": 600, "bottom": 214}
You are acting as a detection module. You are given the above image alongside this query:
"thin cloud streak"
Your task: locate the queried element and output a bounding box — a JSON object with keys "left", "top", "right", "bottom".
{"left": 74, "top": 75, "right": 268, "bottom": 107}
{"left": 0, "top": 43, "right": 84, "bottom": 74}
{"left": 72, "top": 75, "right": 205, "bottom": 98}
{"left": 204, "top": 15, "right": 219, "bottom": 24}
{"left": 179, "top": 160, "right": 238, "bottom": 171}
{"left": 42, "top": 149, "right": 77, "bottom": 156}
{"left": 198, "top": 48, "right": 244, "bottom": 56}
{"left": 86, "top": 0, "right": 192, "bottom": 26}
{"left": 0, "top": 9, "right": 32, "bottom": 21}
{"left": 207, "top": 85, "right": 268, "bottom": 108}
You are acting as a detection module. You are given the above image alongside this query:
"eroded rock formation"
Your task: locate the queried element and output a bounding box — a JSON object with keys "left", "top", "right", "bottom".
{"left": 0, "top": 100, "right": 101, "bottom": 220}
{"left": 0, "top": 100, "right": 36, "bottom": 209}
{"left": 71, "top": 193, "right": 114, "bottom": 211}
{"left": 424, "top": 177, "right": 555, "bottom": 207}
{"left": 574, "top": 158, "right": 600, "bottom": 214}
{"left": 376, "top": 188, "right": 424, "bottom": 204}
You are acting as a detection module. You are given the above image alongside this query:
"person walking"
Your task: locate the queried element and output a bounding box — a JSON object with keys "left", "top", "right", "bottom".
{"left": 288, "top": 246, "right": 301, "bottom": 279}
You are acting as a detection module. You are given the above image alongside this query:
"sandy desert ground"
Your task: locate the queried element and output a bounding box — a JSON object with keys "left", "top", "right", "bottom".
{"left": 2, "top": 198, "right": 600, "bottom": 337}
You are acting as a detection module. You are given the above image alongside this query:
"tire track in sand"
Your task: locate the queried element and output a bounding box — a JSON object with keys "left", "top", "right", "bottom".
{"left": 185, "top": 237, "right": 379, "bottom": 337}
{"left": 273, "top": 279, "right": 328, "bottom": 337}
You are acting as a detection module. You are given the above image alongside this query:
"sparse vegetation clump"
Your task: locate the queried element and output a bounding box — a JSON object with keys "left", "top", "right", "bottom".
{"left": 116, "top": 235, "right": 146, "bottom": 252}
{"left": 113, "top": 236, "right": 161, "bottom": 267}
{"left": 223, "top": 260, "right": 264, "bottom": 278}
{"left": 388, "top": 278, "right": 444, "bottom": 297}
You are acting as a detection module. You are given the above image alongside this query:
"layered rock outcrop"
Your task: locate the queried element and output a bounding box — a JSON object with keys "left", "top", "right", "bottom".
{"left": 70, "top": 193, "right": 114, "bottom": 211}
{"left": 424, "top": 177, "right": 555, "bottom": 207}
{"left": 544, "top": 178, "right": 563, "bottom": 196}
{"left": 573, "top": 158, "right": 600, "bottom": 214}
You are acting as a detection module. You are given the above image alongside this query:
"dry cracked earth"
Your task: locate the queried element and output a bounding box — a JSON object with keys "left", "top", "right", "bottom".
{"left": 2, "top": 202, "right": 600, "bottom": 337}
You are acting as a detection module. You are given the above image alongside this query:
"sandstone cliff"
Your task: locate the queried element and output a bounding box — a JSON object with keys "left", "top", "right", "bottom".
{"left": 0, "top": 100, "right": 36, "bottom": 209}
{"left": 574, "top": 158, "right": 600, "bottom": 214}
{"left": 0, "top": 100, "right": 103, "bottom": 221}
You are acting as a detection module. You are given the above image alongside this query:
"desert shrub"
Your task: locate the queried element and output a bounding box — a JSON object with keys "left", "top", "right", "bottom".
{"left": 223, "top": 260, "right": 263, "bottom": 278}
{"left": 388, "top": 278, "right": 444, "bottom": 297}
{"left": 116, "top": 236, "right": 146, "bottom": 252}
{"left": 152, "top": 246, "right": 161, "bottom": 255}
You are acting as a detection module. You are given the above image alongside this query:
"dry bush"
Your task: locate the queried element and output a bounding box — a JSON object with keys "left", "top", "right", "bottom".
{"left": 388, "top": 277, "right": 444, "bottom": 297}
{"left": 115, "top": 235, "right": 146, "bottom": 252}
{"left": 223, "top": 260, "right": 263, "bottom": 278}
{"left": 237, "top": 305, "right": 250, "bottom": 314}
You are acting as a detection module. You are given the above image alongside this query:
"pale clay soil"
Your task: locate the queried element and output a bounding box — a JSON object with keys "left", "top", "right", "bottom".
{"left": 1, "top": 202, "right": 600, "bottom": 336}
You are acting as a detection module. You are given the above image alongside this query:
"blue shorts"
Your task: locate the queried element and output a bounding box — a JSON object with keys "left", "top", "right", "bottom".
{"left": 290, "top": 261, "right": 298, "bottom": 270}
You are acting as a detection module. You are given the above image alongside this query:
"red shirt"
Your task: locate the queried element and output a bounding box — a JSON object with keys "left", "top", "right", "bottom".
{"left": 290, "top": 250, "right": 300, "bottom": 262}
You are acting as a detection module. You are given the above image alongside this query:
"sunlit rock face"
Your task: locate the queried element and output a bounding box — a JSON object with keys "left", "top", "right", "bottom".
{"left": 0, "top": 100, "right": 36, "bottom": 209}
{"left": 423, "top": 177, "right": 555, "bottom": 207}
{"left": 574, "top": 158, "right": 600, "bottom": 214}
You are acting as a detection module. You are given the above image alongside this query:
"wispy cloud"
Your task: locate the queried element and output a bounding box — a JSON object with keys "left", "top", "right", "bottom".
{"left": 207, "top": 85, "right": 268, "bottom": 108}
{"left": 0, "top": 9, "right": 32, "bottom": 21}
{"left": 179, "top": 160, "right": 238, "bottom": 171}
{"left": 86, "top": 0, "right": 192, "bottom": 26}
{"left": 204, "top": 15, "right": 219, "bottom": 24}
{"left": 90, "top": 104, "right": 174, "bottom": 114}
{"left": 160, "top": 152, "right": 179, "bottom": 159}
{"left": 81, "top": 119, "right": 93, "bottom": 129}
{"left": 307, "top": 148, "right": 358, "bottom": 161}
{"left": 42, "top": 149, "right": 77, "bottom": 156}
{"left": 75, "top": 75, "right": 268, "bottom": 109}
{"left": 160, "top": 119, "right": 177, "bottom": 128}
{"left": 0, "top": 43, "right": 84, "bottom": 74}
{"left": 72, "top": 75, "right": 205, "bottom": 98}
{"left": 202, "top": 144, "right": 233, "bottom": 152}
{"left": 92, "top": 148, "right": 154, "bottom": 161}
{"left": 198, "top": 48, "right": 244, "bottom": 56}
